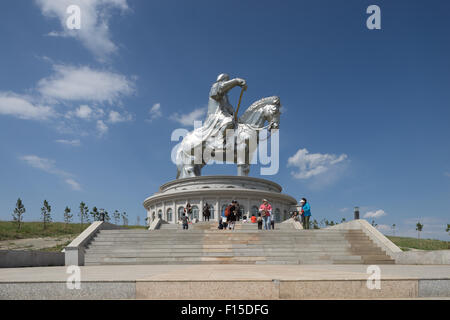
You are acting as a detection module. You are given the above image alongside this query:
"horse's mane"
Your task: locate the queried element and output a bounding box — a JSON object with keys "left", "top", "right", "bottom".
{"left": 239, "top": 96, "right": 280, "bottom": 122}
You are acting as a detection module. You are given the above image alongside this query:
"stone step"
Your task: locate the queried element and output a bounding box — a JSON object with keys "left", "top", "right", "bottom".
{"left": 100, "top": 229, "right": 365, "bottom": 234}
{"left": 84, "top": 227, "right": 391, "bottom": 266}
{"left": 85, "top": 252, "right": 384, "bottom": 260}
{"left": 84, "top": 255, "right": 366, "bottom": 264}
{"left": 87, "top": 242, "right": 368, "bottom": 247}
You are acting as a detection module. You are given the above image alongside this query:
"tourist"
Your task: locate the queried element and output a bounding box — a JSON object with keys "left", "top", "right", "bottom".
{"left": 181, "top": 213, "right": 189, "bottom": 230}
{"left": 234, "top": 201, "right": 241, "bottom": 221}
{"left": 228, "top": 200, "right": 237, "bottom": 230}
{"left": 203, "top": 203, "right": 211, "bottom": 221}
{"left": 257, "top": 213, "right": 263, "bottom": 230}
{"left": 271, "top": 216, "right": 275, "bottom": 230}
{"left": 300, "top": 198, "right": 311, "bottom": 229}
{"left": 251, "top": 214, "right": 257, "bottom": 224}
{"left": 185, "top": 202, "right": 192, "bottom": 221}
{"left": 259, "top": 199, "right": 272, "bottom": 230}
{"left": 218, "top": 217, "right": 224, "bottom": 230}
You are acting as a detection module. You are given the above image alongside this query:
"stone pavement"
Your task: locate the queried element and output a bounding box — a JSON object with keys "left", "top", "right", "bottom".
{"left": 0, "top": 264, "right": 448, "bottom": 299}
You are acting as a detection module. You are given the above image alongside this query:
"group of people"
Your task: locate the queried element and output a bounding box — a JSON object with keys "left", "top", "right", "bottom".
{"left": 179, "top": 197, "right": 312, "bottom": 231}
{"left": 180, "top": 202, "right": 212, "bottom": 229}
{"left": 218, "top": 200, "right": 241, "bottom": 230}
{"left": 291, "top": 198, "right": 312, "bottom": 229}
{"left": 250, "top": 198, "right": 274, "bottom": 230}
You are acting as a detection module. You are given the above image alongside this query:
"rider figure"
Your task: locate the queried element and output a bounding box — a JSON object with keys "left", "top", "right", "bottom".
{"left": 207, "top": 73, "right": 247, "bottom": 136}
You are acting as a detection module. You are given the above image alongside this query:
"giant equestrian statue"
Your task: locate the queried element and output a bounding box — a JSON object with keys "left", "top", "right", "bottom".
{"left": 175, "top": 73, "right": 281, "bottom": 179}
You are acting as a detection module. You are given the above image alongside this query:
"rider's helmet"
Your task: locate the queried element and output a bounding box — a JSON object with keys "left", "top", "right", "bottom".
{"left": 216, "top": 73, "right": 230, "bottom": 82}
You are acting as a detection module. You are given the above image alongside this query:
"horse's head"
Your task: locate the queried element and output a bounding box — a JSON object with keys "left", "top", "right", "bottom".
{"left": 262, "top": 96, "right": 281, "bottom": 131}
{"left": 239, "top": 96, "right": 281, "bottom": 130}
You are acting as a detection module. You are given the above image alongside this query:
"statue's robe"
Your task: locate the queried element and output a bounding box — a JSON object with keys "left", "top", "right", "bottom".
{"left": 177, "top": 81, "right": 236, "bottom": 166}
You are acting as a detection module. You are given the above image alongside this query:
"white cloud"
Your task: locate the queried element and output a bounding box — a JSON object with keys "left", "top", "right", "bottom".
{"left": 287, "top": 148, "right": 348, "bottom": 179}
{"left": 75, "top": 105, "right": 92, "bottom": 119}
{"left": 376, "top": 224, "right": 391, "bottom": 231}
{"left": 0, "top": 92, "right": 54, "bottom": 120}
{"left": 363, "top": 209, "right": 387, "bottom": 219}
{"left": 65, "top": 178, "right": 82, "bottom": 191}
{"left": 37, "top": 64, "right": 135, "bottom": 104}
{"left": 169, "top": 108, "right": 206, "bottom": 126}
{"left": 35, "top": 0, "right": 130, "bottom": 60}
{"left": 55, "top": 139, "right": 81, "bottom": 147}
{"left": 96, "top": 119, "right": 108, "bottom": 135}
{"left": 147, "top": 103, "right": 162, "bottom": 122}
{"left": 107, "top": 110, "right": 133, "bottom": 123}
{"left": 19, "top": 155, "right": 81, "bottom": 190}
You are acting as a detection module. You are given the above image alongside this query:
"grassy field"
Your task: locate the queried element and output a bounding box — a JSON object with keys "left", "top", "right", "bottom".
{"left": 386, "top": 236, "right": 450, "bottom": 251}
{"left": 0, "top": 221, "right": 146, "bottom": 241}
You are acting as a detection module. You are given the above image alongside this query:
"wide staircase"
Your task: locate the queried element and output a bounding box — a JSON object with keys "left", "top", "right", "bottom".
{"left": 84, "top": 221, "right": 395, "bottom": 265}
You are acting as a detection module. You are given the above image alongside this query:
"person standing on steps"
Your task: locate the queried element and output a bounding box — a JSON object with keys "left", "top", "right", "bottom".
{"left": 300, "top": 198, "right": 311, "bottom": 229}
{"left": 228, "top": 200, "right": 237, "bottom": 230}
{"left": 184, "top": 202, "right": 192, "bottom": 221}
{"left": 257, "top": 212, "right": 263, "bottom": 230}
{"left": 203, "top": 203, "right": 211, "bottom": 222}
{"left": 181, "top": 213, "right": 189, "bottom": 230}
{"left": 259, "top": 199, "right": 272, "bottom": 230}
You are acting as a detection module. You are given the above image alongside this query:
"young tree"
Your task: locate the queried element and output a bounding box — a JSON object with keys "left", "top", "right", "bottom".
{"left": 12, "top": 198, "right": 26, "bottom": 230}
{"left": 446, "top": 224, "right": 450, "bottom": 235}
{"left": 416, "top": 222, "right": 423, "bottom": 240}
{"left": 392, "top": 224, "right": 396, "bottom": 236}
{"left": 312, "top": 219, "right": 319, "bottom": 229}
{"left": 113, "top": 210, "right": 121, "bottom": 225}
{"left": 341, "top": 218, "right": 346, "bottom": 223}
{"left": 371, "top": 220, "right": 378, "bottom": 228}
{"left": 41, "top": 200, "right": 52, "bottom": 230}
{"left": 122, "top": 211, "right": 128, "bottom": 226}
{"left": 99, "top": 209, "right": 110, "bottom": 222}
{"left": 90, "top": 207, "right": 100, "bottom": 221}
{"left": 79, "top": 202, "right": 89, "bottom": 228}
{"left": 64, "top": 206, "right": 73, "bottom": 229}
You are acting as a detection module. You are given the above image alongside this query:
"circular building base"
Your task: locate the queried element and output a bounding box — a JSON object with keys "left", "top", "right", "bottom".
{"left": 143, "top": 176, "right": 298, "bottom": 224}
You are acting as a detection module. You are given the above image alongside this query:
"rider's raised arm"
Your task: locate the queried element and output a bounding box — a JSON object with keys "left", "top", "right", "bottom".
{"left": 219, "top": 78, "right": 246, "bottom": 95}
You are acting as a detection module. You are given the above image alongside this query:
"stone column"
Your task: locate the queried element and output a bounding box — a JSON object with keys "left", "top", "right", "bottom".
{"left": 162, "top": 202, "right": 166, "bottom": 221}
{"left": 215, "top": 197, "right": 219, "bottom": 221}
{"left": 200, "top": 198, "right": 204, "bottom": 222}
{"left": 172, "top": 201, "right": 176, "bottom": 223}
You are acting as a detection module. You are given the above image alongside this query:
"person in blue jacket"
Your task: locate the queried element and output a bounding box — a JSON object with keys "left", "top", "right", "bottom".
{"left": 300, "top": 198, "right": 311, "bottom": 229}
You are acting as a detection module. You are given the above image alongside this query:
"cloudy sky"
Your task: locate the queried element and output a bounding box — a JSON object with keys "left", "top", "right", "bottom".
{"left": 0, "top": 0, "right": 449, "bottom": 240}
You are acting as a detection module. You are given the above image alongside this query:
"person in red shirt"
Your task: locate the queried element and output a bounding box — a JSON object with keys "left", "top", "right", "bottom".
{"left": 259, "top": 199, "right": 272, "bottom": 230}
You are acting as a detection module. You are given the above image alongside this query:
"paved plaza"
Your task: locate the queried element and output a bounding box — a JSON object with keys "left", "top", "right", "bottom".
{"left": 0, "top": 264, "right": 449, "bottom": 299}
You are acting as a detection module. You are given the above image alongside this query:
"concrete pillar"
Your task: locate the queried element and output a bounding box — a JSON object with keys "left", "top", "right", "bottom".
{"left": 200, "top": 198, "right": 204, "bottom": 221}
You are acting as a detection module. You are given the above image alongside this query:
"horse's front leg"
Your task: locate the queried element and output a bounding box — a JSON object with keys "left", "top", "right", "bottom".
{"left": 237, "top": 164, "right": 250, "bottom": 176}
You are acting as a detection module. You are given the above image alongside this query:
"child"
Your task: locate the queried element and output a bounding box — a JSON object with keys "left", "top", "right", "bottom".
{"left": 257, "top": 213, "right": 263, "bottom": 230}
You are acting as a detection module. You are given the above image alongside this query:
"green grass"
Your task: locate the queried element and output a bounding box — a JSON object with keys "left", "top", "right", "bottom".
{"left": 0, "top": 221, "right": 89, "bottom": 241}
{"left": 386, "top": 236, "right": 450, "bottom": 251}
{"left": 40, "top": 241, "right": 72, "bottom": 252}
{"left": 0, "top": 221, "right": 147, "bottom": 241}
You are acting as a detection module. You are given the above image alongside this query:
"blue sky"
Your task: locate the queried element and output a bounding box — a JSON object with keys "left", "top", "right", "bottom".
{"left": 0, "top": 0, "right": 449, "bottom": 239}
